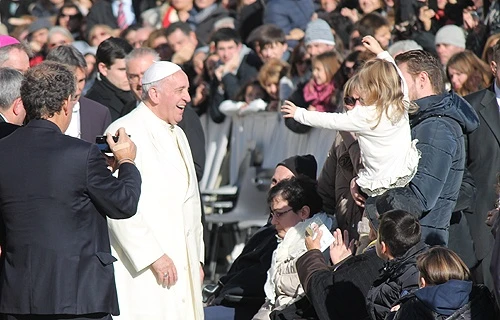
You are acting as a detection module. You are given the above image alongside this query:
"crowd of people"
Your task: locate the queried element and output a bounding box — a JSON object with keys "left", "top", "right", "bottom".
{"left": 1, "top": 0, "right": 500, "bottom": 319}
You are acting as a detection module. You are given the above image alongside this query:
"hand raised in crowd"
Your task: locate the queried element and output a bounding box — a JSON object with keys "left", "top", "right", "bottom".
{"left": 341, "top": 7, "right": 360, "bottom": 23}
{"left": 463, "top": 6, "right": 479, "bottom": 30}
{"left": 286, "top": 28, "right": 305, "bottom": 41}
{"left": 107, "top": 127, "right": 137, "bottom": 171}
{"left": 362, "top": 36, "right": 383, "bottom": 55}
{"left": 281, "top": 100, "right": 299, "bottom": 118}
{"left": 151, "top": 254, "right": 178, "bottom": 288}
{"left": 329, "top": 228, "right": 355, "bottom": 265}
{"left": 172, "top": 41, "right": 197, "bottom": 65}
{"left": 350, "top": 177, "right": 366, "bottom": 207}
{"left": 418, "top": 5, "right": 435, "bottom": 31}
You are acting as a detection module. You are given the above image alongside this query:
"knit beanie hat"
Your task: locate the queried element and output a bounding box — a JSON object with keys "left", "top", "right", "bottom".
{"left": 304, "top": 19, "right": 335, "bottom": 46}
{"left": 277, "top": 154, "right": 317, "bottom": 180}
{"left": 434, "top": 25, "right": 466, "bottom": 49}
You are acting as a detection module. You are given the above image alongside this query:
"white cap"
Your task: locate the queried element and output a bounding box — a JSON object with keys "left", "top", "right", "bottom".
{"left": 142, "top": 61, "right": 182, "bottom": 85}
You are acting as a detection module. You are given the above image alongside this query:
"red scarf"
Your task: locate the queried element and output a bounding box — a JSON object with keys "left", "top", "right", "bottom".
{"left": 302, "top": 79, "right": 337, "bottom": 112}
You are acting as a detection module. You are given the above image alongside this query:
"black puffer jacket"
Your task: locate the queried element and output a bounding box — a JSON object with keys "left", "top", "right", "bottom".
{"left": 391, "top": 282, "right": 497, "bottom": 320}
{"left": 366, "top": 241, "right": 428, "bottom": 320}
{"left": 409, "top": 92, "right": 479, "bottom": 246}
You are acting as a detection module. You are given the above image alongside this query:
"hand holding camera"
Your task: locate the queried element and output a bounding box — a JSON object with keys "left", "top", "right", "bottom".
{"left": 96, "top": 128, "right": 136, "bottom": 171}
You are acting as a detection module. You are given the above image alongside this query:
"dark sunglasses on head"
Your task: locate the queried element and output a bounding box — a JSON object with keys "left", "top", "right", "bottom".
{"left": 343, "top": 96, "right": 362, "bottom": 106}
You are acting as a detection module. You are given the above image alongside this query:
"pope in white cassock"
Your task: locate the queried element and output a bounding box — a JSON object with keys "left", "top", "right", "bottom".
{"left": 105, "top": 61, "right": 204, "bottom": 319}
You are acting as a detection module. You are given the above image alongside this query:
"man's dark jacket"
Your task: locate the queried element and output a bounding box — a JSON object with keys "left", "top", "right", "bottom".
{"left": 292, "top": 246, "right": 384, "bottom": 320}
{"left": 86, "top": 76, "right": 135, "bottom": 122}
{"left": 464, "top": 86, "right": 500, "bottom": 262}
{"left": 366, "top": 241, "right": 428, "bottom": 320}
{"left": 80, "top": 97, "right": 112, "bottom": 143}
{"left": 409, "top": 92, "right": 479, "bottom": 246}
{"left": 0, "top": 119, "right": 141, "bottom": 316}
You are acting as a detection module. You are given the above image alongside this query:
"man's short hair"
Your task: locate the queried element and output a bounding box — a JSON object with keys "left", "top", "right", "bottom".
{"left": 395, "top": 50, "right": 445, "bottom": 95}
{"left": 211, "top": 28, "right": 241, "bottom": 46}
{"left": 0, "top": 43, "right": 31, "bottom": 66}
{"left": 247, "top": 24, "right": 286, "bottom": 48}
{"left": 21, "top": 61, "right": 76, "bottom": 121}
{"left": 96, "top": 37, "right": 133, "bottom": 68}
{"left": 267, "top": 176, "right": 323, "bottom": 216}
{"left": 492, "top": 43, "right": 500, "bottom": 65}
{"left": 46, "top": 45, "right": 87, "bottom": 69}
{"left": 378, "top": 209, "right": 421, "bottom": 258}
{"left": 165, "top": 22, "right": 193, "bottom": 38}
{"left": 0, "top": 68, "right": 23, "bottom": 111}
{"left": 125, "top": 47, "right": 160, "bottom": 65}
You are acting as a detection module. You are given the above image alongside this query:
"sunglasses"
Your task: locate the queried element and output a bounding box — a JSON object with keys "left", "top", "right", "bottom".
{"left": 343, "top": 96, "right": 363, "bottom": 106}
{"left": 270, "top": 207, "right": 294, "bottom": 219}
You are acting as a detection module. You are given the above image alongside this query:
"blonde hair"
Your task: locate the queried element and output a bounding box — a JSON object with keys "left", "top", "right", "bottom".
{"left": 417, "top": 247, "right": 471, "bottom": 286}
{"left": 447, "top": 50, "right": 491, "bottom": 97}
{"left": 311, "top": 51, "right": 341, "bottom": 84}
{"left": 351, "top": 58, "right": 413, "bottom": 128}
{"left": 258, "top": 58, "right": 290, "bottom": 88}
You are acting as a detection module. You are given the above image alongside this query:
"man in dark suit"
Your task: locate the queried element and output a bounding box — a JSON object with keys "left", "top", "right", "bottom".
{"left": 0, "top": 67, "right": 25, "bottom": 139}
{"left": 464, "top": 43, "right": 500, "bottom": 291}
{"left": 86, "top": 38, "right": 135, "bottom": 121}
{"left": 46, "top": 45, "right": 112, "bottom": 143}
{"left": 0, "top": 61, "right": 141, "bottom": 319}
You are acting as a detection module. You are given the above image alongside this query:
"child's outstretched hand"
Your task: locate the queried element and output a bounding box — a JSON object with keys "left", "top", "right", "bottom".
{"left": 362, "top": 36, "right": 383, "bottom": 55}
{"left": 281, "top": 100, "right": 298, "bottom": 118}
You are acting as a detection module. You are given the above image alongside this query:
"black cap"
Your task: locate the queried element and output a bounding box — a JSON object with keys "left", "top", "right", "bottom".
{"left": 365, "top": 187, "right": 423, "bottom": 230}
{"left": 277, "top": 154, "right": 317, "bottom": 181}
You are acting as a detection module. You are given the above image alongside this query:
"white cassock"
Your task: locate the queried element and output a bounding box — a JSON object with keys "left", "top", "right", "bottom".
{"left": 106, "top": 103, "right": 204, "bottom": 320}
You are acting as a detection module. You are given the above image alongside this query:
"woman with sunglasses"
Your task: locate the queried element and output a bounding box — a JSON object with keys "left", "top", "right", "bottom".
{"left": 252, "top": 176, "right": 334, "bottom": 320}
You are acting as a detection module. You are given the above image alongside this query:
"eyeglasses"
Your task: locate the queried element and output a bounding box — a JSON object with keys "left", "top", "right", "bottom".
{"left": 270, "top": 207, "right": 294, "bottom": 219}
{"left": 343, "top": 96, "right": 363, "bottom": 106}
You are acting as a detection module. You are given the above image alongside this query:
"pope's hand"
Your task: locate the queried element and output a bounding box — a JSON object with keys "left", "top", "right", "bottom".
{"left": 151, "top": 254, "right": 178, "bottom": 288}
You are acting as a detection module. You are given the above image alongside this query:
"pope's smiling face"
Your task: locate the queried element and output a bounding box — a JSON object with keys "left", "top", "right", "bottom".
{"left": 156, "top": 71, "right": 191, "bottom": 125}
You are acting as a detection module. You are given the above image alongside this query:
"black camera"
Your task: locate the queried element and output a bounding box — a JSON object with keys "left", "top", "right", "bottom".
{"left": 95, "top": 135, "right": 119, "bottom": 153}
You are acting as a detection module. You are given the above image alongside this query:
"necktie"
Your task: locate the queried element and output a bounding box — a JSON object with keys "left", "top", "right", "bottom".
{"left": 117, "top": 1, "right": 128, "bottom": 30}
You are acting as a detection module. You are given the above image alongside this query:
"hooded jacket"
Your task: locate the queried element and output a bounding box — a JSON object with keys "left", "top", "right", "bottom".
{"left": 366, "top": 241, "right": 428, "bottom": 320}
{"left": 392, "top": 282, "right": 497, "bottom": 320}
{"left": 408, "top": 92, "right": 479, "bottom": 246}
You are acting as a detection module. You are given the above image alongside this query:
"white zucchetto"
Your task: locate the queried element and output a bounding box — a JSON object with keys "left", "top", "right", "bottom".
{"left": 142, "top": 61, "right": 182, "bottom": 85}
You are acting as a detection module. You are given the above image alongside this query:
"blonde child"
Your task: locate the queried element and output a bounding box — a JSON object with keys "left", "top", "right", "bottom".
{"left": 281, "top": 36, "right": 420, "bottom": 196}
{"left": 303, "top": 51, "right": 341, "bottom": 112}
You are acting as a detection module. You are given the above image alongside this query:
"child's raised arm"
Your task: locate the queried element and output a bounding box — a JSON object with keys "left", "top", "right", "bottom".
{"left": 362, "top": 36, "right": 409, "bottom": 102}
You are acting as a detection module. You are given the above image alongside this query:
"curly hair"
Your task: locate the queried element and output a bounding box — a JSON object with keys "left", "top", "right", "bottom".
{"left": 21, "top": 61, "right": 76, "bottom": 121}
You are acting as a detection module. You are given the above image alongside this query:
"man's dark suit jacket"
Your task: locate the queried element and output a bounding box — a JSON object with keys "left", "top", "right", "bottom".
{"left": 0, "top": 119, "right": 141, "bottom": 316}
{"left": 80, "top": 97, "right": 112, "bottom": 143}
{"left": 85, "top": 0, "right": 147, "bottom": 35}
{"left": 0, "top": 116, "right": 20, "bottom": 139}
{"left": 464, "top": 87, "right": 500, "bottom": 261}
